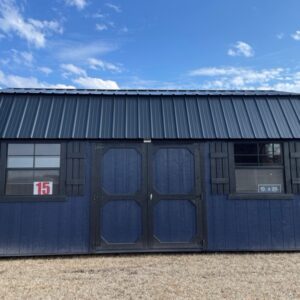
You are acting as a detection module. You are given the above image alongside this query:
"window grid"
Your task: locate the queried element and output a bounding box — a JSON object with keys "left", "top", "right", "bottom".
{"left": 234, "top": 142, "right": 285, "bottom": 194}
{"left": 5, "top": 143, "right": 61, "bottom": 196}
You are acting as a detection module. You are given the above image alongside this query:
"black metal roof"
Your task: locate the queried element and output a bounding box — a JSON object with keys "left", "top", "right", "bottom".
{"left": 0, "top": 89, "right": 299, "bottom": 139}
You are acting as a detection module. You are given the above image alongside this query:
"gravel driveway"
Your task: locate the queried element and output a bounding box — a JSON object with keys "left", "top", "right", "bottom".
{"left": 0, "top": 253, "right": 299, "bottom": 299}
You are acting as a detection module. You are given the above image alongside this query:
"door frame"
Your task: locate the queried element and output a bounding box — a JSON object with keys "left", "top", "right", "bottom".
{"left": 90, "top": 140, "right": 207, "bottom": 253}
{"left": 90, "top": 141, "right": 148, "bottom": 251}
{"left": 147, "top": 141, "right": 205, "bottom": 249}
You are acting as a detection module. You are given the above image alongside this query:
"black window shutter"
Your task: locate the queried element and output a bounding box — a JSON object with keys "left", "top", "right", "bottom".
{"left": 289, "top": 141, "right": 300, "bottom": 194}
{"left": 65, "top": 142, "right": 85, "bottom": 196}
{"left": 0, "top": 143, "right": 6, "bottom": 195}
{"left": 210, "top": 142, "right": 230, "bottom": 194}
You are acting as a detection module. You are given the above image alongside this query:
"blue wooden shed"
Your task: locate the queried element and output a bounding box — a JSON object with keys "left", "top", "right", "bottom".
{"left": 0, "top": 88, "right": 300, "bottom": 256}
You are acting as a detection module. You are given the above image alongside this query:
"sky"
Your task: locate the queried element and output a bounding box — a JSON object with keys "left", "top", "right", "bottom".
{"left": 1, "top": 0, "right": 300, "bottom": 91}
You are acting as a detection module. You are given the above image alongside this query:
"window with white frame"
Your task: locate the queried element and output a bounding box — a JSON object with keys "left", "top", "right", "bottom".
{"left": 234, "top": 143, "right": 284, "bottom": 194}
{"left": 5, "top": 144, "right": 61, "bottom": 196}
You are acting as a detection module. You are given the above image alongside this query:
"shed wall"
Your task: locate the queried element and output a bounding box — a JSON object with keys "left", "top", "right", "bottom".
{"left": 203, "top": 143, "right": 300, "bottom": 251}
{"left": 0, "top": 143, "right": 91, "bottom": 256}
{"left": 0, "top": 141, "right": 299, "bottom": 255}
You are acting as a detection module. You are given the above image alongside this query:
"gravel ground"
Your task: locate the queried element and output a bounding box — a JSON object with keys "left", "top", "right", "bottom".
{"left": 0, "top": 253, "right": 299, "bottom": 300}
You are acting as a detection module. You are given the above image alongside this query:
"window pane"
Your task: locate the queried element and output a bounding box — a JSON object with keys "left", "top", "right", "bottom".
{"left": 35, "top": 156, "right": 60, "bottom": 168}
{"left": 35, "top": 144, "right": 61, "bottom": 155}
{"left": 34, "top": 170, "right": 59, "bottom": 184}
{"left": 234, "top": 143, "right": 257, "bottom": 155}
{"left": 259, "top": 155, "right": 282, "bottom": 165}
{"left": 5, "top": 170, "right": 60, "bottom": 195}
{"left": 7, "top": 156, "right": 34, "bottom": 168}
{"left": 6, "top": 170, "right": 34, "bottom": 195}
{"left": 235, "top": 155, "right": 258, "bottom": 165}
{"left": 274, "top": 144, "right": 281, "bottom": 156}
{"left": 259, "top": 143, "right": 274, "bottom": 156}
{"left": 8, "top": 144, "right": 34, "bottom": 155}
{"left": 259, "top": 143, "right": 282, "bottom": 164}
{"left": 235, "top": 169, "right": 284, "bottom": 193}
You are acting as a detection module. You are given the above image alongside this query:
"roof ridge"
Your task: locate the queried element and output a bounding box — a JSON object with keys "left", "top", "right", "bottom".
{"left": 0, "top": 88, "right": 297, "bottom": 96}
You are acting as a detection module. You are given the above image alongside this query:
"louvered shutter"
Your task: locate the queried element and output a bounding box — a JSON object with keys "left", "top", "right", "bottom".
{"left": 0, "top": 143, "right": 6, "bottom": 195}
{"left": 288, "top": 142, "right": 300, "bottom": 194}
{"left": 65, "top": 142, "right": 86, "bottom": 196}
{"left": 210, "top": 142, "right": 230, "bottom": 194}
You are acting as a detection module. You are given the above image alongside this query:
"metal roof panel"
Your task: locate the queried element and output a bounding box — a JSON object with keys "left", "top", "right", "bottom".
{"left": 220, "top": 98, "right": 241, "bottom": 138}
{"left": 255, "top": 98, "right": 280, "bottom": 138}
{"left": 173, "top": 98, "right": 190, "bottom": 138}
{"left": 196, "top": 98, "right": 215, "bottom": 138}
{"left": 267, "top": 98, "right": 293, "bottom": 138}
{"left": 150, "top": 98, "right": 164, "bottom": 138}
{"left": 244, "top": 98, "right": 267, "bottom": 138}
{"left": 0, "top": 91, "right": 299, "bottom": 139}
{"left": 185, "top": 99, "right": 203, "bottom": 138}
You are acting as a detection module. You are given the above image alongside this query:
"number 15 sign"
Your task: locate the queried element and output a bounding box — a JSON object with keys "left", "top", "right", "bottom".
{"left": 33, "top": 181, "right": 53, "bottom": 195}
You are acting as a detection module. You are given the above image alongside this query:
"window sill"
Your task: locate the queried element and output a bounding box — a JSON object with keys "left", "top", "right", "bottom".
{"left": 0, "top": 195, "right": 67, "bottom": 203}
{"left": 228, "top": 193, "right": 294, "bottom": 200}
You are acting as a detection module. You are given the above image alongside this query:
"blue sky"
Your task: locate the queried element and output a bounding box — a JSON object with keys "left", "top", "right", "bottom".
{"left": 1, "top": 0, "right": 300, "bottom": 91}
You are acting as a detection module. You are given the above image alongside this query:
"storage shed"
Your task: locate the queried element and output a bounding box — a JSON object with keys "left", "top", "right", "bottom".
{"left": 0, "top": 88, "right": 300, "bottom": 256}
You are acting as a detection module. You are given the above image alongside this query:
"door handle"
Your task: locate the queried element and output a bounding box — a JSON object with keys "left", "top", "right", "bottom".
{"left": 149, "top": 193, "right": 153, "bottom": 201}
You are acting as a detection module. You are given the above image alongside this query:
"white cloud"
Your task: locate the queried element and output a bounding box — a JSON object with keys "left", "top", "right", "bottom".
{"left": 187, "top": 66, "right": 300, "bottom": 92}
{"left": 65, "top": 0, "right": 87, "bottom": 10}
{"left": 277, "top": 33, "right": 284, "bottom": 40}
{"left": 189, "top": 67, "right": 283, "bottom": 85}
{"left": 0, "top": 0, "right": 63, "bottom": 48}
{"left": 50, "top": 84, "right": 76, "bottom": 89}
{"left": 38, "top": 67, "right": 53, "bottom": 75}
{"left": 0, "top": 70, "right": 75, "bottom": 88}
{"left": 106, "top": 3, "right": 121, "bottom": 13}
{"left": 73, "top": 76, "right": 119, "bottom": 89}
{"left": 55, "top": 41, "right": 117, "bottom": 61}
{"left": 61, "top": 64, "right": 87, "bottom": 77}
{"left": 92, "top": 12, "right": 106, "bottom": 19}
{"left": 265, "top": 81, "right": 300, "bottom": 93}
{"left": 28, "top": 19, "right": 63, "bottom": 34}
{"left": 291, "top": 31, "right": 300, "bottom": 41}
{"left": 228, "top": 41, "right": 254, "bottom": 57}
{"left": 96, "top": 24, "right": 108, "bottom": 31}
{"left": 120, "top": 26, "right": 128, "bottom": 33}
{"left": 10, "top": 49, "right": 34, "bottom": 65}
{"left": 87, "top": 58, "right": 122, "bottom": 72}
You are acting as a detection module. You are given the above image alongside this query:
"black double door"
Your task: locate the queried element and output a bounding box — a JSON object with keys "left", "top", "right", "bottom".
{"left": 92, "top": 142, "right": 204, "bottom": 252}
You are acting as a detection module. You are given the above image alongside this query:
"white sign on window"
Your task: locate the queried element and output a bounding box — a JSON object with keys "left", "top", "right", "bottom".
{"left": 258, "top": 184, "right": 281, "bottom": 193}
{"left": 33, "top": 181, "right": 53, "bottom": 195}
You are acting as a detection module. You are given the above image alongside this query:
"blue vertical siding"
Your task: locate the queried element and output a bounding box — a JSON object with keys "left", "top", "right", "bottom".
{"left": 1, "top": 141, "right": 300, "bottom": 255}
{"left": 204, "top": 143, "right": 300, "bottom": 251}
{"left": 0, "top": 144, "right": 91, "bottom": 256}
{"left": 0, "top": 197, "right": 89, "bottom": 255}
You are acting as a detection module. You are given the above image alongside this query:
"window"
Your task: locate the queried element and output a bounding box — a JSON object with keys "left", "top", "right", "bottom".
{"left": 234, "top": 143, "right": 284, "bottom": 194}
{"left": 5, "top": 144, "right": 61, "bottom": 196}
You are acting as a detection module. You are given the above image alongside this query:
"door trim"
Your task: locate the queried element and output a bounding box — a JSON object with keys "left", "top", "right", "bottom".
{"left": 90, "top": 141, "right": 207, "bottom": 253}
{"left": 91, "top": 142, "right": 148, "bottom": 251}
{"left": 147, "top": 142, "right": 204, "bottom": 249}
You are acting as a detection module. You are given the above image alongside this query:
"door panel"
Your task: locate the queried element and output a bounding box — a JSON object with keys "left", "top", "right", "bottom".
{"left": 149, "top": 144, "right": 202, "bottom": 249}
{"left": 153, "top": 199, "right": 197, "bottom": 243}
{"left": 101, "top": 148, "right": 142, "bottom": 195}
{"left": 92, "top": 142, "right": 203, "bottom": 252}
{"left": 93, "top": 144, "right": 147, "bottom": 250}
{"left": 153, "top": 148, "right": 195, "bottom": 194}
{"left": 101, "top": 199, "right": 142, "bottom": 244}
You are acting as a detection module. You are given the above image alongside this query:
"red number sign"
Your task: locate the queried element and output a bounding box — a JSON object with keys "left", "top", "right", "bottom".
{"left": 33, "top": 181, "right": 53, "bottom": 195}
